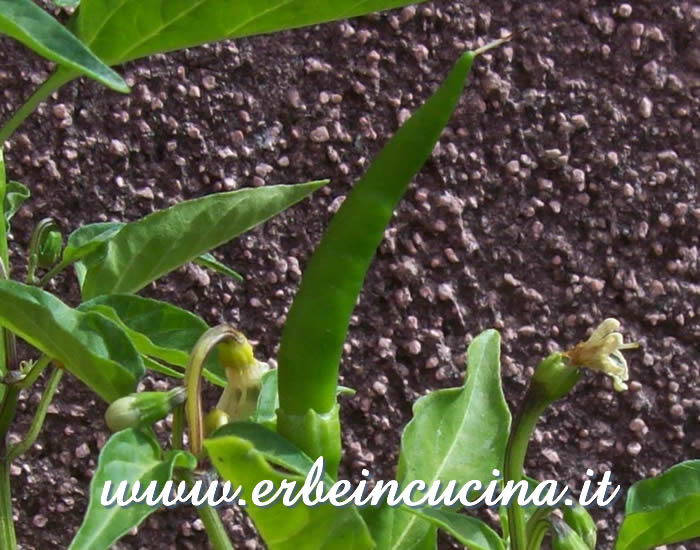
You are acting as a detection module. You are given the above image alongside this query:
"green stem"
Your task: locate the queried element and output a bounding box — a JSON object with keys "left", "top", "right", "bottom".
{"left": 37, "top": 258, "right": 71, "bottom": 288}
{"left": 504, "top": 398, "right": 546, "bottom": 550}
{"left": 7, "top": 367, "right": 62, "bottom": 462}
{"left": 11, "top": 355, "right": 51, "bottom": 390}
{"left": 0, "top": 72, "right": 73, "bottom": 145}
{"left": 196, "top": 502, "right": 235, "bottom": 550}
{"left": 0, "top": 458, "right": 16, "bottom": 550}
{"left": 525, "top": 505, "right": 553, "bottom": 540}
{"left": 525, "top": 519, "right": 550, "bottom": 550}
{"left": 181, "top": 471, "right": 235, "bottom": 550}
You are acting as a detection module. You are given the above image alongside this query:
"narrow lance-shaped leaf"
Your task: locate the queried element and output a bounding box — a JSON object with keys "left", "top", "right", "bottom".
{"left": 69, "top": 429, "right": 197, "bottom": 550}
{"left": 278, "top": 51, "right": 481, "bottom": 417}
{"left": 381, "top": 329, "right": 511, "bottom": 549}
{"left": 0, "top": 0, "right": 127, "bottom": 92}
{"left": 615, "top": 460, "right": 700, "bottom": 550}
{"left": 70, "top": 1, "right": 430, "bottom": 67}
{"left": 194, "top": 252, "right": 244, "bottom": 283}
{"left": 0, "top": 280, "right": 143, "bottom": 402}
{"left": 205, "top": 422, "right": 375, "bottom": 550}
{"left": 82, "top": 181, "right": 326, "bottom": 299}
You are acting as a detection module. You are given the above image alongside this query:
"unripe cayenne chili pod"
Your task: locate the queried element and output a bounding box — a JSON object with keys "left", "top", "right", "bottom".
{"left": 105, "top": 387, "right": 186, "bottom": 432}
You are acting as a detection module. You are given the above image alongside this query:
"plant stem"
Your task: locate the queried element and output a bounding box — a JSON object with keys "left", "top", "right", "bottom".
{"left": 180, "top": 471, "right": 235, "bottom": 550}
{"left": 525, "top": 520, "right": 550, "bottom": 550}
{"left": 504, "top": 398, "right": 546, "bottom": 550}
{"left": 0, "top": 458, "right": 16, "bottom": 550}
{"left": 196, "top": 503, "right": 235, "bottom": 550}
{"left": 0, "top": 72, "right": 73, "bottom": 145}
{"left": 37, "top": 258, "right": 71, "bottom": 288}
{"left": 7, "top": 367, "right": 62, "bottom": 462}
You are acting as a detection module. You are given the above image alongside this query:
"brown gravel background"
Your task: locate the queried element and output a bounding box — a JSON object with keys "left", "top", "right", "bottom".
{"left": 0, "top": 1, "right": 698, "bottom": 549}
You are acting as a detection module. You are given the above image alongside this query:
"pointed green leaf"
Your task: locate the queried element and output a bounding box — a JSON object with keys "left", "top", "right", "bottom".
{"left": 79, "top": 294, "right": 225, "bottom": 384}
{"left": 64, "top": 222, "right": 124, "bottom": 264}
{"left": 0, "top": 0, "right": 127, "bottom": 92}
{"left": 194, "top": 252, "right": 244, "bottom": 283}
{"left": 82, "top": 181, "right": 326, "bottom": 298}
{"left": 386, "top": 329, "right": 511, "bottom": 549}
{"left": 250, "top": 369, "right": 279, "bottom": 430}
{"left": 4, "top": 181, "right": 30, "bottom": 223}
{"left": 69, "top": 429, "right": 196, "bottom": 550}
{"left": 205, "top": 422, "right": 375, "bottom": 550}
{"left": 403, "top": 507, "right": 504, "bottom": 550}
{"left": 615, "top": 460, "right": 700, "bottom": 550}
{"left": 0, "top": 280, "right": 143, "bottom": 402}
{"left": 70, "top": 0, "right": 429, "bottom": 67}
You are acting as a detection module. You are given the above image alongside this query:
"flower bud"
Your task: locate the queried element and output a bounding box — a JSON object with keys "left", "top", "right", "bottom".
{"left": 205, "top": 408, "right": 230, "bottom": 436}
{"left": 215, "top": 332, "right": 269, "bottom": 421}
{"left": 37, "top": 229, "right": 63, "bottom": 269}
{"left": 551, "top": 518, "right": 591, "bottom": 550}
{"left": 105, "top": 387, "right": 186, "bottom": 432}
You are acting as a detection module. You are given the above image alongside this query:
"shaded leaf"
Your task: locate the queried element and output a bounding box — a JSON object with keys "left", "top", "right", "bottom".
{"left": 403, "top": 507, "right": 504, "bottom": 550}
{"left": 205, "top": 422, "right": 375, "bottom": 550}
{"left": 0, "top": 0, "right": 127, "bottom": 91}
{"left": 69, "top": 429, "right": 196, "bottom": 550}
{"left": 0, "top": 280, "right": 143, "bottom": 402}
{"left": 615, "top": 460, "right": 700, "bottom": 550}
{"left": 82, "top": 181, "right": 326, "bottom": 298}
{"left": 4, "top": 181, "right": 30, "bottom": 223}
{"left": 79, "top": 294, "right": 225, "bottom": 384}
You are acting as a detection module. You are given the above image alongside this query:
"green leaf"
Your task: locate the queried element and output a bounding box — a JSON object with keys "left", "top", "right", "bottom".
{"left": 0, "top": 0, "right": 127, "bottom": 92}
{"left": 0, "top": 280, "right": 143, "bottom": 402}
{"left": 69, "top": 429, "right": 196, "bottom": 550}
{"left": 277, "top": 51, "right": 479, "bottom": 423}
{"left": 385, "top": 329, "right": 511, "bottom": 549}
{"left": 64, "top": 222, "right": 124, "bottom": 264}
{"left": 4, "top": 181, "right": 30, "bottom": 223}
{"left": 205, "top": 422, "right": 375, "bottom": 550}
{"left": 250, "top": 369, "right": 279, "bottom": 430}
{"left": 194, "top": 252, "right": 244, "bottom": 282}
{"left": 403, "top": 507, "right": 504, "bottom": 550}
{"left": 79, "top": 294, "right": 225, "bottom": 385}
{"left": 82, "top": 181, "right": 326, "bottom": 299}
{"left": 615, "top": 460, "right": 700, "bottom": 550}
{"left": 70, "top": 1, "right": 428, "bottom": 67}
{"left": 54, "top": 0, "right": 80, "bottom": 7}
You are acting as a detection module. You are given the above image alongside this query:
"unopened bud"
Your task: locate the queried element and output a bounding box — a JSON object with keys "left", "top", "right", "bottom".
{"left": 551, "top": 518, "right": 590, "bottom": 550}
{"left": 105, "top": 387, "right": 186, "bottom": 432}
{"left": 37, "top": 229, "right": 63, "bottom": 268}
{"left": 205, "top": 409, "right": 230, "bottom": 436}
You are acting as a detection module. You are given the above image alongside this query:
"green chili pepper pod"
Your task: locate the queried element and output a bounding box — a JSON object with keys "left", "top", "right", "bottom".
{"left": 562, "top": 503, "right": 597, "bottom": 549}
{"left": 551, "top": 518, "right": 590, "bottom": 550}
{"left": 529, "top": 352, "right": 582, "bottom": 407}
{"left": 105, "top": 387, "right": 186, "bottom": 432}
{"left": 277, "top": 403, "right": 341, "bottom": 479}
{"left": 37, "top": 229, "right": 63, "bottom": 268}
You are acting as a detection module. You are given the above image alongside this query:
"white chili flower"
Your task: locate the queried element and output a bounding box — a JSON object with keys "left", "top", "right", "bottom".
{"left": 564, "top": 318, "right": 639, "bottom": 391}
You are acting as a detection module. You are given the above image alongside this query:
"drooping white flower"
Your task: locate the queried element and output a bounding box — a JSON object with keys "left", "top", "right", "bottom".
{"left": 564, "top": 318, "right": 638, "bottom": 391}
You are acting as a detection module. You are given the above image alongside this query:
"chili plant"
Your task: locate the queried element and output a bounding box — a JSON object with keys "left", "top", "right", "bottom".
{"left": 0, "top": 2, "right": 697, "bottom": 550}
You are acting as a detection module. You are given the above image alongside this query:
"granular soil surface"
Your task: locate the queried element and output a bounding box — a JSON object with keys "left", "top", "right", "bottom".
{"left": 0, "top": 1, "right": 698, "bottom": 549}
